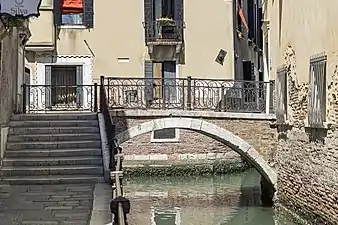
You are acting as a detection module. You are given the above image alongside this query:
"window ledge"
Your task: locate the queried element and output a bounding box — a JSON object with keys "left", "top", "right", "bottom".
{"left": 304, "top": 121, "right": 335, "bottom": 130}
{"left": 60, "top": 25, "right": 87, "bottom": 29}
{"left": 150, "top": 139, "right": 180, "bottom": 143}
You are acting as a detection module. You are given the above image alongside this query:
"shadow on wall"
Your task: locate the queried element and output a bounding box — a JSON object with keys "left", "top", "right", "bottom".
{"left": 111, "top": 109, "right": 129, "bottom": 146}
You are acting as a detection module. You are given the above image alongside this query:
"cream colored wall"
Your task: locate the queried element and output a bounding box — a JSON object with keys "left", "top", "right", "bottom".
{"left": 30, "top": 0, "right": 235, "bottom": 80}
{"left": 268, "top": 0, "right": 338, "bottom": 83}
{"left": 180, "top": 0, "right": 234, "bottom": 80}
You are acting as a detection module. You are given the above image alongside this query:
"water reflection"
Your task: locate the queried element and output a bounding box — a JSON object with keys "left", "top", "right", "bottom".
{"left": 124, "top": 169, "right": 295, "bottom": 225}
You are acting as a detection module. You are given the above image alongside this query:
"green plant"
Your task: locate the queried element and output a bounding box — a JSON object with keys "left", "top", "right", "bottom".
{"left": 7, "top": 18, "right": 28, "bottom": 28}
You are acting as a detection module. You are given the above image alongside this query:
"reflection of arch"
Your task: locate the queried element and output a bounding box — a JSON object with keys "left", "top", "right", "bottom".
{"left": 116, "top": 118, "right": 276, "bottom": 188}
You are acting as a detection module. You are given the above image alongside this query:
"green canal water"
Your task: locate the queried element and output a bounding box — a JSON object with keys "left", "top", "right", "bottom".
{"left": 124, "top": 169, "right": 297, "bottom": 225}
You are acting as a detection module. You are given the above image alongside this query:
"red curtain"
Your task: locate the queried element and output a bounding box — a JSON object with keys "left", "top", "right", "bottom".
{"left": 61, "top": 0, "right": 83, "bottom": 13}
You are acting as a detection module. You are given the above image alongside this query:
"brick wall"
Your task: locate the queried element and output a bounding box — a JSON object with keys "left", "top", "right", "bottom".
{"left": 111, "top": 113, "right": 276, "bottom": 165}
{"left": 275, "top": 45, "right": 338, "bottom": 224}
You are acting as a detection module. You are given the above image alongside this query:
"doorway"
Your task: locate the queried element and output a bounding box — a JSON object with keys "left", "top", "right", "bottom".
{"left": 45, "top": 65, "right": 83, "bottom": 109}
{"left": 153, "top": 61, "right": 177, "bottom": 103}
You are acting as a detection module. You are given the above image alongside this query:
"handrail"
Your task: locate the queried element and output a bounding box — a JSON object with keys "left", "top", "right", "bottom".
{"left": 100, "top": 76, "right": 130, "bottom": 224}
{"left": 100, "top": 76, "right": 116, "bottom": 171}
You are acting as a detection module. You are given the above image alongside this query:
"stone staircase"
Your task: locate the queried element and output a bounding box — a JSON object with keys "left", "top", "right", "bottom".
{"left": 0, "top": 113, "right": 104, "bottom": 184}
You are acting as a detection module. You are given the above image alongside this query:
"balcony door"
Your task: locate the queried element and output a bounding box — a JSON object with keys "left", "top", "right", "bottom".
{"left": 153, "top": 0, "right": 176, "bottom": 39}
{"left": 144, "top": 60, "right": 177, "bottom": 107}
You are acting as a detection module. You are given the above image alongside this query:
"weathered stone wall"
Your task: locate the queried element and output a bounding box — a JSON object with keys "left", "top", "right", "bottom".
{"left": 276, "top": 45, "right": 338, "bottom": 224}
{"left": 0, "top": 27, "right": 23, "bottom": 165}
{"left": 111, "top": 111, "right": 277, "bottom": 166}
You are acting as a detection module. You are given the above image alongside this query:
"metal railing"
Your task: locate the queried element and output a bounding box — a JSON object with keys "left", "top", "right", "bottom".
{"left": 22, "top": 84, "right": 98, "bottom": 112}
{"left": 100, "top": 76, "right": 130, "bottom": 225}
{"left": 144, "top": 20, "right": 184, "bottom": 43}
{"left": 105, "top": 77, "right": 273, "bottom": 113}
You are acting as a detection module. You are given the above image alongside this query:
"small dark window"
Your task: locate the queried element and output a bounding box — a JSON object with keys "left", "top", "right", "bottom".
{"left": 153, "top": 128, "right": 176, "bottom": 140}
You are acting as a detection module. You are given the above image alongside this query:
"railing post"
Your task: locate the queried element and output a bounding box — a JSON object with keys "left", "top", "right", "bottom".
{"left": 100, "top": 76, "right": 105, "bottom": 112}
{"left": 187, "top": 76, "right": 192, "bottom": 110}
{"left": 22, "top": 84, "right": 27, "bottom": 113}
{"left": 94, "top": 83, "right": 98, "bottom": 112}
{"left": 221, "top": 85, "right": 225, "bottom": 112}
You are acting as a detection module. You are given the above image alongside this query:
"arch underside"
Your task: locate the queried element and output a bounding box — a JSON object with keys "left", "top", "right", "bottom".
{"left": 115, "top": 118, "right": 277, "bottom": 188}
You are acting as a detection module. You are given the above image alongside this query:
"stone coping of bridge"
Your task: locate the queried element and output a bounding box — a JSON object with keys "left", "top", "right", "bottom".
{"left": 111, "top": 109, "right": 276, "bottom": 120}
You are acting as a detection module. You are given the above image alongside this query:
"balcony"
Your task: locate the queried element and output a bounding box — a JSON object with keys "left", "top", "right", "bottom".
{"left": 144, "top": 19, "right": 185, "bottom": 62}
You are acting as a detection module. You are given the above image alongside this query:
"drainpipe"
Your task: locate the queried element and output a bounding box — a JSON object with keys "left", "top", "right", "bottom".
{"left": 262, "top": 20, "right": 270, "bottom": 115}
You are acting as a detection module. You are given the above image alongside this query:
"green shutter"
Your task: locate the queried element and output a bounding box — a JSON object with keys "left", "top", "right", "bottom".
{"left": 84, "top": 0, "right": 94, "bottom": 28}
{"left": 174, "top": 0, "right": 183, "bottom": 21}
{"left": 144, "top": 60, "right": 154, "bottom": 103}
{"left": 144, "top": 0, "right": 153, "bottom": 42}
{"left": 53, "top": 0, "right": 61, "bottom": 26}
{"left": 163, "top": 61, "right": 177, "bottom": 101}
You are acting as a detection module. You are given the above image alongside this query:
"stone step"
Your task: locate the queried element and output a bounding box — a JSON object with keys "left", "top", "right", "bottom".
{"left": 5, "top": 148, "right": 102, "bottom": 158}
{"left": 1, "top": 175, "right": 105, "bottom": 185}
{"left": 8, "top": 133, "right": 101, "bottom": 142}
{"left": 11, "top": 113, "right": 97, "bottom": 121}
{"left": 1, "top": 165, "right": 103, "bottom": 176}
{"left": 7, "top": 140, "right": 101, "bottom": 150}
{"left": 10, "top": 126, "right": 100, "bottom": 135}
{"left": 3, "top": 156, "right": 102, "bottom": 167}
{"left": 10, "top": 120, "right": 99, "bottom": 128}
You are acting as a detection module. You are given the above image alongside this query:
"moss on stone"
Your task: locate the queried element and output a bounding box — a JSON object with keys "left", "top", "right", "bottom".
{"left": 123, "top": 160, "right": 251, "bottom": 177}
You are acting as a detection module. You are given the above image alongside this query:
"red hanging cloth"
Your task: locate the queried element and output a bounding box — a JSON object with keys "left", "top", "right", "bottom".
{"left": 61, "top": 0, "right": 83, "bottom": 13}
{"left": 237, "top": 0, "right": 249, "bottom": 32}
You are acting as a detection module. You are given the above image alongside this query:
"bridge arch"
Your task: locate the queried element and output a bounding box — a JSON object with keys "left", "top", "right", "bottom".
{"left": 115, "top": 118, "right": 277, "bottom": 188}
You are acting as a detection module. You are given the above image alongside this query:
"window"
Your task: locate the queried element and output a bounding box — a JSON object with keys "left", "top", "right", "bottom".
{"left": 151, "top": 128, "right": 179, "bottom": 143}
{"left": 308, "top": 53, "right": 327, "bottom": 127}
{"left": 154, "top": 0, "right": 175, "bottom": 19}
{"left": 151, "top": 207, "right": 181, "bottom": 225}
{"left": 58, "top": 0, "right": 94, "bottom": 28}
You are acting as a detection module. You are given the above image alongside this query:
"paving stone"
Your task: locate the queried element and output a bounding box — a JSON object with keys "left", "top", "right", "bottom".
{"left": 0, "top": 184, "right": 95, "bottom": 225}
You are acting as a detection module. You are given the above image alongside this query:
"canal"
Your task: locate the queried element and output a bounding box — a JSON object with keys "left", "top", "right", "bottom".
{"left": 124, "top": 169, "right": 296, "bottom": 225}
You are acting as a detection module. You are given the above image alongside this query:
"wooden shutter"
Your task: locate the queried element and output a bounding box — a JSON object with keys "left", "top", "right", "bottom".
{"left": 76, "top": 65, "right": 83, "bottom": 107}
{"left": 144, "top": 0, "right": 153, "bottom": 42}
{"left": 144, "top": 60, "right": 154, "bottom": 103}
{"left": 174, "top": 0, "right": 183, "bottom": 21}
{"left": 84, "top": 0, "right": 94, "bottom": 28}
{"left": 247, "top": 0, "right": 254, "bottom": 40}
{"left": 163, "top": 61, "right": 177, "bottom": 101}
{"left": 45, "top": 66, "right": 52, "bottom": 108}
{"left": 174, "top": 0, "right": 183, "bottom": 40}
{"left": 53, "top": 0, "right": 62, "bottom": 26}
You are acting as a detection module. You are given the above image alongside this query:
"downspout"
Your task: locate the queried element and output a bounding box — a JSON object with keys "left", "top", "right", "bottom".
{"left": 232, "top": 0, "right": 239, "bottom": 80}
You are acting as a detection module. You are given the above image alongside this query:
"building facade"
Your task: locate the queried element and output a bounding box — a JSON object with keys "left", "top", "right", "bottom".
{"left": 26, "top": 0, "right": 265, "bottom": 89}
{"left": 264, "top": 0, "right": 338, "bottom": 224}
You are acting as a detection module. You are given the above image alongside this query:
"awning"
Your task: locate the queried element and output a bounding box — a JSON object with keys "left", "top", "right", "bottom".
{"left": 61, "top": 0, "right": 83, "bottom": 13}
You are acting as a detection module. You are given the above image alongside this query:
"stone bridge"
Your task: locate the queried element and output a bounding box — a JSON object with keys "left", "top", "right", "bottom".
{"left": 111, "top": 109, "right": 277, "bottom": 187}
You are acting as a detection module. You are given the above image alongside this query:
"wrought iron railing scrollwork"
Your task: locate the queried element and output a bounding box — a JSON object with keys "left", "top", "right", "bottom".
{"left": 100, "top": 76, "right": 130, "bottom": 225}
{"left": 105, "top": 77, "right": 274, "bottom": 113}
{"left": 144, "top": 20, "right": 184, "bottom": 43}
{"left": 22, "top": 84, "right": 98, "bottom": 113}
